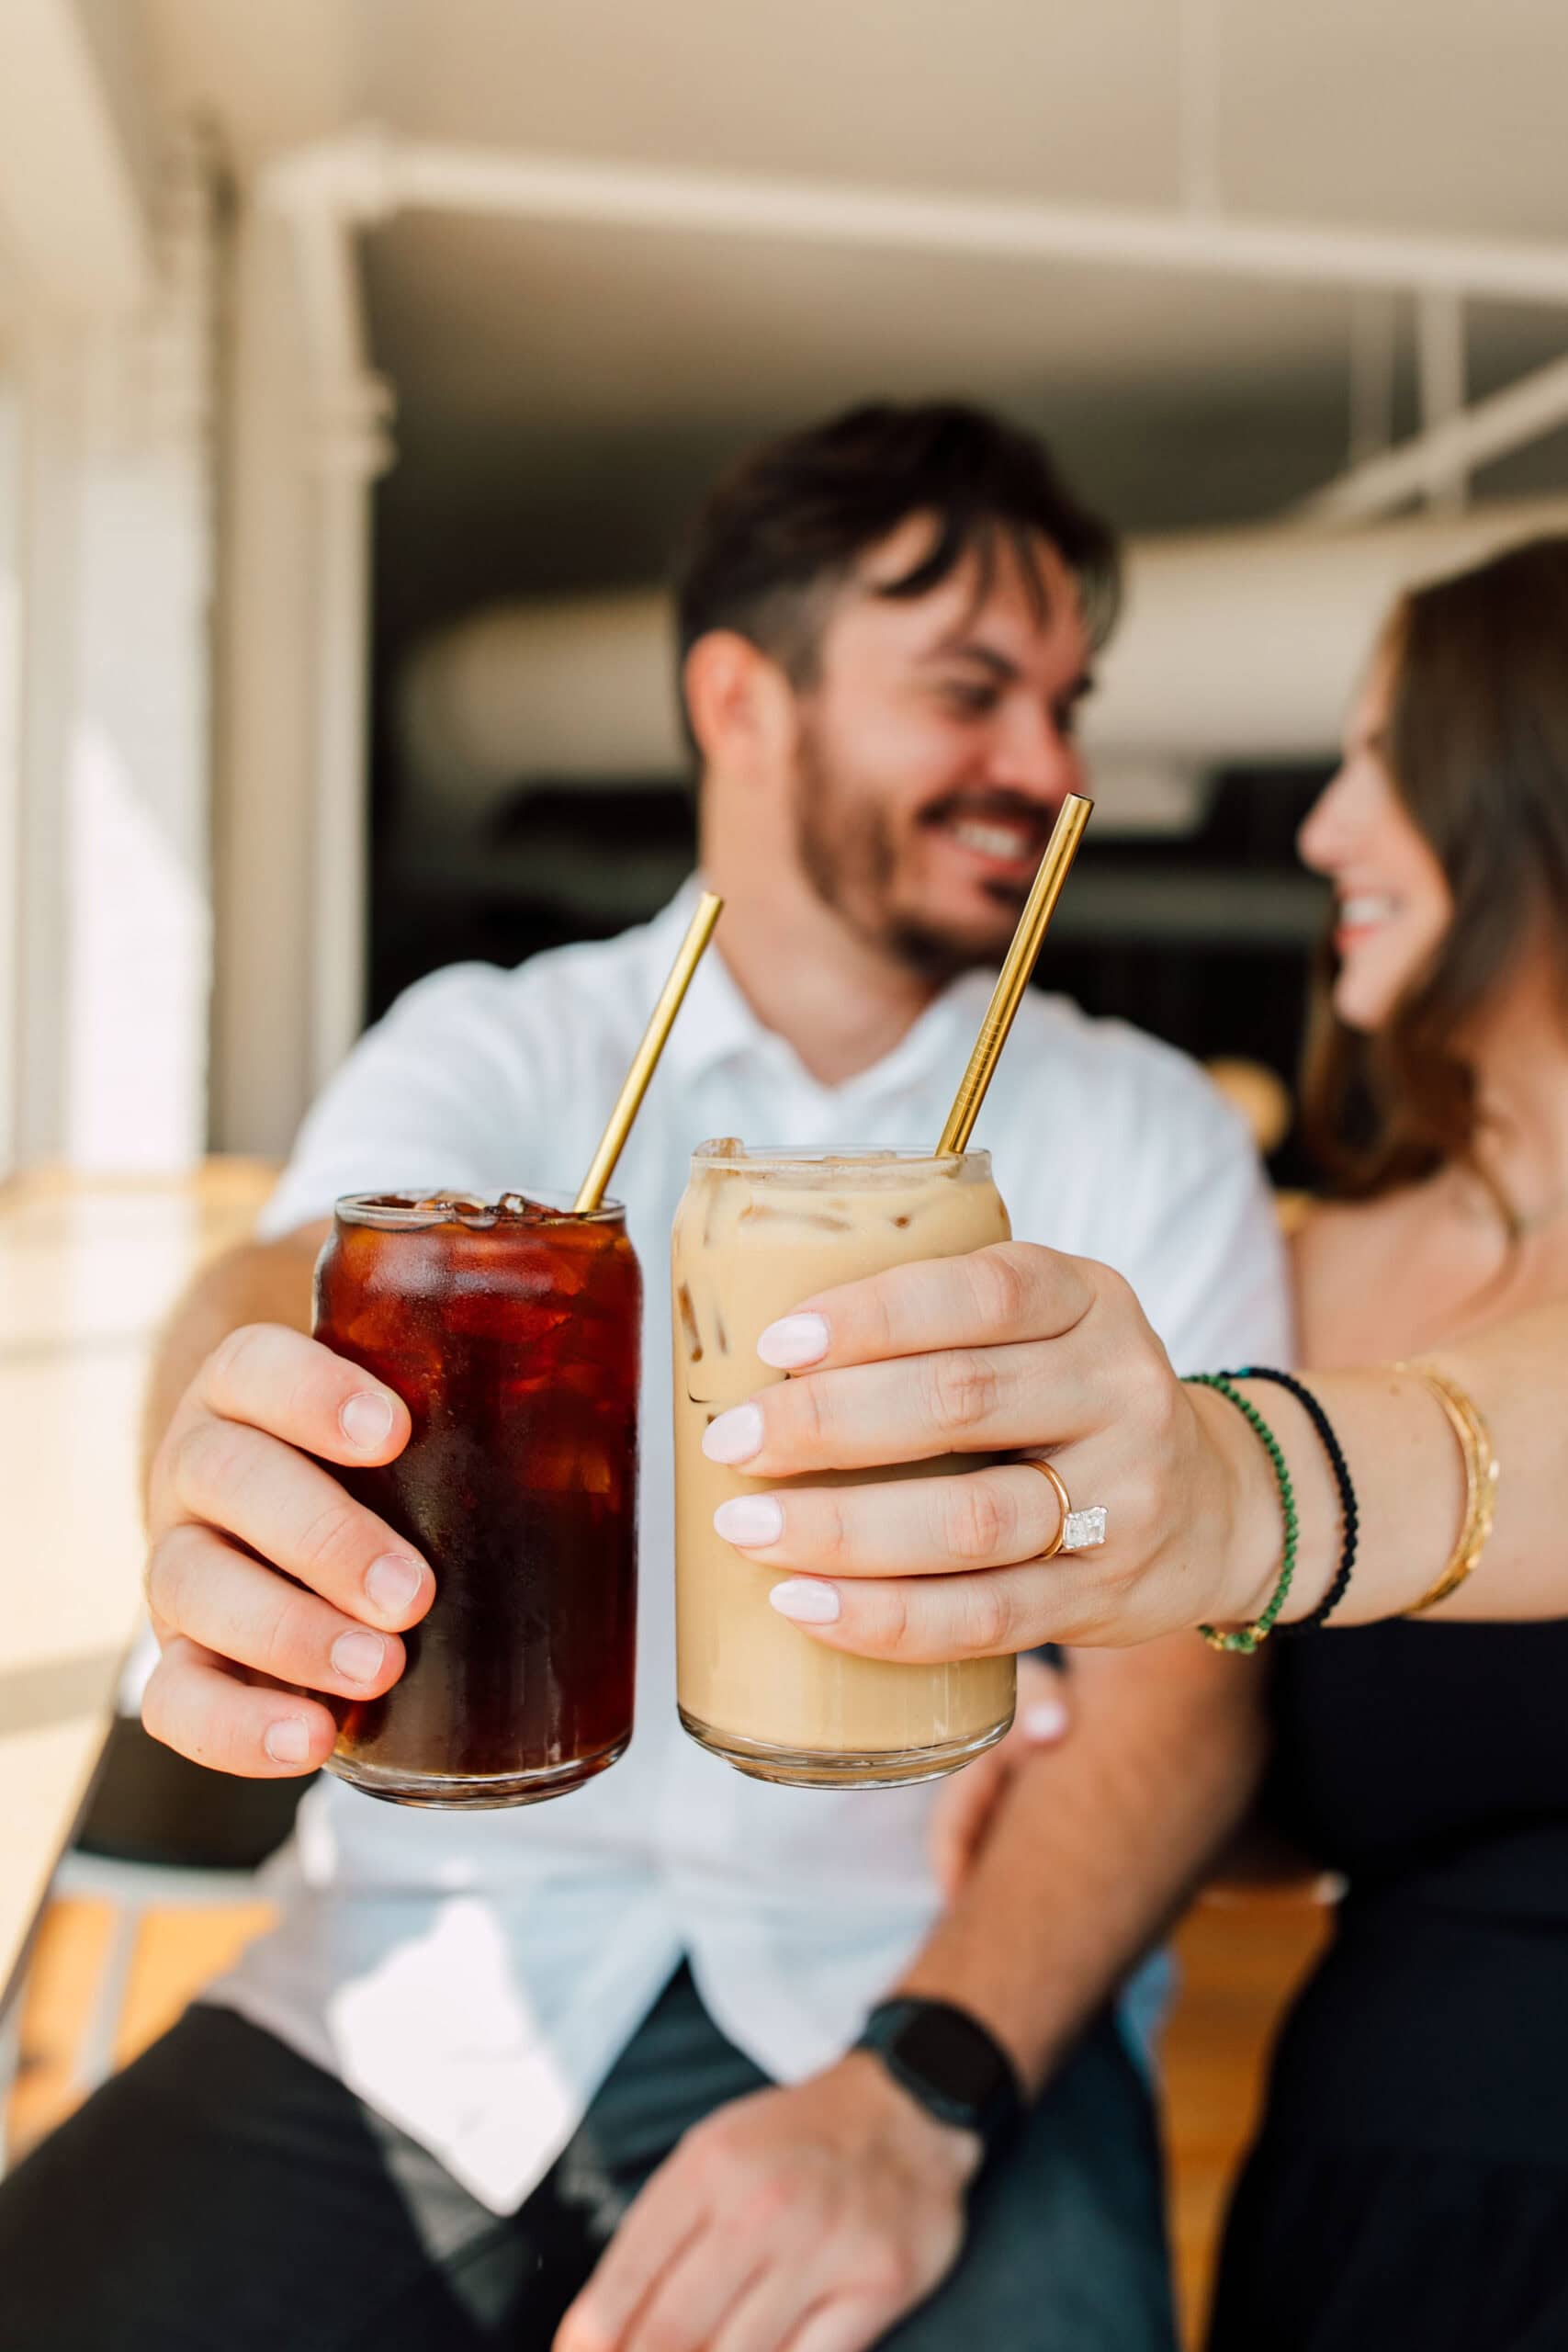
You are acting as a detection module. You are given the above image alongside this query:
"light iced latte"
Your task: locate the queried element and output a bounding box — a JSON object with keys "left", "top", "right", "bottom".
{"left": 672, "top": 1144, "right": 1017, "bottom": 1787}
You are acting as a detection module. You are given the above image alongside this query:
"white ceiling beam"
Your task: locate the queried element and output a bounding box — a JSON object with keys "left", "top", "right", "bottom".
{"left": 1416, "top": 289, "right": 1468, "bottom": 512}
{"left": 1295, "top": 345, "right": 1568, "bottom": 525}
{"left": 262, "top": 125, "right": 1568, "bottom": 311}
{"left": 0, "top": 0, "right": 150, "bottom": 313}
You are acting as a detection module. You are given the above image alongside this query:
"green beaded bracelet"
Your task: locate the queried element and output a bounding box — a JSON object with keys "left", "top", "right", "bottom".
{"left": 1182, "top": 1372, "right": 1297, "bottom": 1654}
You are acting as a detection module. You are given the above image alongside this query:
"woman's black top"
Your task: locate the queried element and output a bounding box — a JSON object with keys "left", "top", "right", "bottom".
{"left": 1208, "top": 1617, "right": 1568, "bottom": 2352}
{"left": 1271, "top": 1614, "right": 1568, "bottom": 1921}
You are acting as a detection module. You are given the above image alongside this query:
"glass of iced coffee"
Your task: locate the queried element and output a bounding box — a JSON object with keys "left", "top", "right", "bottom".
{"left": 313, "top": 1191, "right": 641, "bottom": 1808}
{"left": 672, "top": 1145, "right": 1016, "bottom": 1788}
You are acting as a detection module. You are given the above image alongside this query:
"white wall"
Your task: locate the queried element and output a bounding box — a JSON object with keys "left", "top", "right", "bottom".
{"left": 209, "top": 203, "right": 319, "bottom": 1162}
{"left": 0, "top": 10, "right": 219, "bottom": 1177}
{"left": 0, "top": 364, "right": 24, "bottom": 1182}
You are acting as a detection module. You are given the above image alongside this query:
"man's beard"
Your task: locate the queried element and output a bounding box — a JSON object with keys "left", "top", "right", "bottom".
{"left": 791, "top": 722, "right": 1022, "bottom": 984}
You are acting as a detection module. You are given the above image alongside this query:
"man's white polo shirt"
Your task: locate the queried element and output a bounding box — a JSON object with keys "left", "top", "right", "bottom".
{"left": 212, "top": 882, "right": 1292, "bottom": 2212}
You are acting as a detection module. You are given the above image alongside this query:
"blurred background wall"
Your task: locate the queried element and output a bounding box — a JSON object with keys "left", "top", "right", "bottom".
{"left": 3, "top": 0, "right": 1568, "bottom": 1184}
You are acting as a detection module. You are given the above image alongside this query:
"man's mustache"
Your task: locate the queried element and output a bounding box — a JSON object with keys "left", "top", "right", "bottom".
{"left": 916, "top": 789, "right": 1059, "bottom": 836}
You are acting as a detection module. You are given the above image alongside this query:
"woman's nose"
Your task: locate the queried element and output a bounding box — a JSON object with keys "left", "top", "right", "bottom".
{"left": 1298, "top": 768, "right": 1350, "bottom": 873}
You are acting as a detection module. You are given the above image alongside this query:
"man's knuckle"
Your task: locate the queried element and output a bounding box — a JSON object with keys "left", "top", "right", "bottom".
{"left": 258, "top": 1585, "right": 314, "bottom": 1679}
{"left": 208, "top": 1321, "right": 270, "bottom": 1396}
{"left": 292, "top": 1490, "right": 366, "bottom": 1581}
{"left": 734, "top": 2171, "right": 793, "bottom": 2233}
{"left": 144, "top": 1525, "right": 197, "bottom": 1624}
{"left": 139, "top": 1664, "right": 176, "bottom": 1747}
{"left": 141, "top": 1668, "right": 219, "bottom": 1770}
{"left": 859, "top": 2235, "right": 919, "bottom": 2300}
{"left": 679, "top": 2116, "right": 729, "bottom": 2181}
{"left": 174, "top": 1415, "right": 247, "bottom": 1509}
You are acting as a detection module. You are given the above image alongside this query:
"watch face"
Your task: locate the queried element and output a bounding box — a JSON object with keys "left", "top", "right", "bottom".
{"left": 892, "top": 2005, "right": 1002, "bottom": 2106}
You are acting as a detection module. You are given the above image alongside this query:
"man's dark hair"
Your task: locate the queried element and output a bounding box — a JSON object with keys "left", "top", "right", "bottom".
{"left": 672, "top": 400, "right": 1121, "bottom": 759}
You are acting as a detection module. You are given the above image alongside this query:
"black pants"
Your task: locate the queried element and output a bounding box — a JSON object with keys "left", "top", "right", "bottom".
{"left": 0, "top": 1969, "right": 1177, "bottom": 2351}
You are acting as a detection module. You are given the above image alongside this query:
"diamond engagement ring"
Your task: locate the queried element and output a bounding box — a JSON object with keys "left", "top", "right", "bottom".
{"left": 1020, "top": 1457, "right": 1108, "bottom": 1558}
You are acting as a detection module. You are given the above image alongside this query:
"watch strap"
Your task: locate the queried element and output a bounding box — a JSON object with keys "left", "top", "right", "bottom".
{"left": 853, "top": 1997, "right": 1024, "bottom": 2154}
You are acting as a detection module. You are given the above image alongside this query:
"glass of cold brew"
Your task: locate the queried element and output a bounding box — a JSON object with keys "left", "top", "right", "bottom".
{"left": 313, "top": 1191, "right": 641, "bottom": 1808}
{"left": 672, "top": 1145, "right": 1016, "bottom": 1789}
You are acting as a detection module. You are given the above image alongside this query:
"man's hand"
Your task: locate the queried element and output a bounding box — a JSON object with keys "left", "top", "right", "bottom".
{"left": 554, "top": 2054, "right": 980, "bottom": 2352}
{"left": 141, "top": 1322, "right": 434, "bottom": 1776}
{"left": 930, "top": 1654, "right": 1068, "bottom": 1901}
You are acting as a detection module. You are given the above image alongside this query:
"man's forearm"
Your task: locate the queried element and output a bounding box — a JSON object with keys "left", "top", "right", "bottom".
{"left": 140, "top": 1223, "right": 326, "bottom": 1500}
{"left": 895, "top": 1639, "right": 1268, "bottom": 2092}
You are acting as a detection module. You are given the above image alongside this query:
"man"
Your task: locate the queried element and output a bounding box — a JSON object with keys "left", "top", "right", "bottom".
{"left": 0, "top": 403, "right": 1288, "bottom": 2349}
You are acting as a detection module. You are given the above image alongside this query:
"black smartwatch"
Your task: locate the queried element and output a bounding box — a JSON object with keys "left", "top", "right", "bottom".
{"left": 852, "top": 1998, "right": 1024, "bottom": 2156}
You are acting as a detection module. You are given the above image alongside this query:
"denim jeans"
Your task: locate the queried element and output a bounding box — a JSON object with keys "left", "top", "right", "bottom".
{"left": 0, "top": 1969, "right": 1178, "bottom": 2351}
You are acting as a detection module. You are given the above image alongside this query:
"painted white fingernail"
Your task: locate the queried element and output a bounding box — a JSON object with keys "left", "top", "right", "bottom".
{"left": 341, "top": 1391, "right": 395, "bottom": 1451}
{"left": 757, "top": 1313, "right": 829, "bottom": 1370}
{"left": 332, "top": 1629, "right": 387, "bottom": 1686}
{"left": 769, "top": 1579, "right": 841, "bottom": 1624}
{"left": 265, "top": 1716, "right": 311, "bottom": 1765}
{"left": 703, "top": 1404, "right": 764, "bottom": 1464}
{"left": 1021, "top": 1699, "right": 1069, "bottom": 1742}
{"left": 714, "top": 1495, "right": 785, "bottom": 1547}
{"left": 366, "top": 1555, "right": 423, "bottom": 1618}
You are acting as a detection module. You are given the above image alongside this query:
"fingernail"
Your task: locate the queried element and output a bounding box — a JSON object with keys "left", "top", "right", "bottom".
{"left": 341, "top": 1391, "right": 395, "bottom": 1451}
{"left": 332, "top": 1628, "right": 387, "bottom": 1686}
{"left": 714, "top": 1495, "right": 784, "bottom": 1547}
{"left": 265, "top": 1716, "right": 311, "bottom": 1765}
{"left": 769, "top": 1578, "right": 841, "bottom": 1624}
{"left": 367, "top": 1554, "right": 424, "bottom": 1617}
{"left": 1021, "top": 1699, "right": 1068, "bottom": 1743}
{"left": 757, "top": 1313, "right": 829, "bottom": 1370}
{"left": 703, "top": 1404, "right": 764, "bottom": 1464}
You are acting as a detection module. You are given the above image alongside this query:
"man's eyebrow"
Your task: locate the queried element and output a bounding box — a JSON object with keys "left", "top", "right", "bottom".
{"left": 927, "top": 638, "right": 1021, "bottom": 681}
{"left": 926, "top": 639, "right": 1097, "bottom": 706}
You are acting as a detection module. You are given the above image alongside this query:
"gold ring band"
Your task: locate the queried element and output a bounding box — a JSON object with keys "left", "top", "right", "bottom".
{"left": 1021, "top": 1455, "right": 1072, "bottom": 1561}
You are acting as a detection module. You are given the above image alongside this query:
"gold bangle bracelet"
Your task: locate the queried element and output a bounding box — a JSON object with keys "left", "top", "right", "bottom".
{"left": 1394, "top": 1360, "right": 1500, "bottom": 1616}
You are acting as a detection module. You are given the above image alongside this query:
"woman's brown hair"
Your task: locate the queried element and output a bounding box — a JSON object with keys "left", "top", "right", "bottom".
{"left": 1301, "top": 534, "right": 1568, "bottom": 1204}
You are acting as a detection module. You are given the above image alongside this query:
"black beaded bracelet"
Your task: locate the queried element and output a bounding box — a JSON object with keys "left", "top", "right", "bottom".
{"left": 1232, "top": 1366, "right": 1359, "bottom": 1634}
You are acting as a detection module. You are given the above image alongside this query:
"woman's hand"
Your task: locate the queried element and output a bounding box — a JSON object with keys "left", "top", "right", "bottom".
{"left": 703, "top": 1241, "right": 1282, "bottom": 1657}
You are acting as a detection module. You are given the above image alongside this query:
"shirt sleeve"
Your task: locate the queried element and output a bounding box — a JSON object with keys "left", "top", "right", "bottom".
{"left": 255, "top": 963, "right": 561, "bottom": 1240}
{"left": 1092, "top": 1056, "right": 1295, "bottom": 1378}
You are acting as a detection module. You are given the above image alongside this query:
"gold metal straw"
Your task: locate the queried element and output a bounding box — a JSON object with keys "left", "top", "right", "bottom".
{"left": 936, "top": 795, "right": 1093, "bottom": 1155}
{"left": 574, "top": 892, "right": 724, "bottom": 1213}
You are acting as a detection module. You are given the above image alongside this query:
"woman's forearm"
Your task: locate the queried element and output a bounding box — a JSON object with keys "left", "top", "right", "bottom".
{"left": 698, "top": 1245, "right": 1568, "bottom": 1657}
{"left": 1295, "top": 1305, "right": 1568, "bottom": 1625}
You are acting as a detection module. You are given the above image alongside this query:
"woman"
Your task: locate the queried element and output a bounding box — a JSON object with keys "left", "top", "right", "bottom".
{"left": 1201, "top": 533, "right": 1568, "bottom": 2350}
{"left": 708, "top": 537, "right": 1568, "bottom": 2347}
